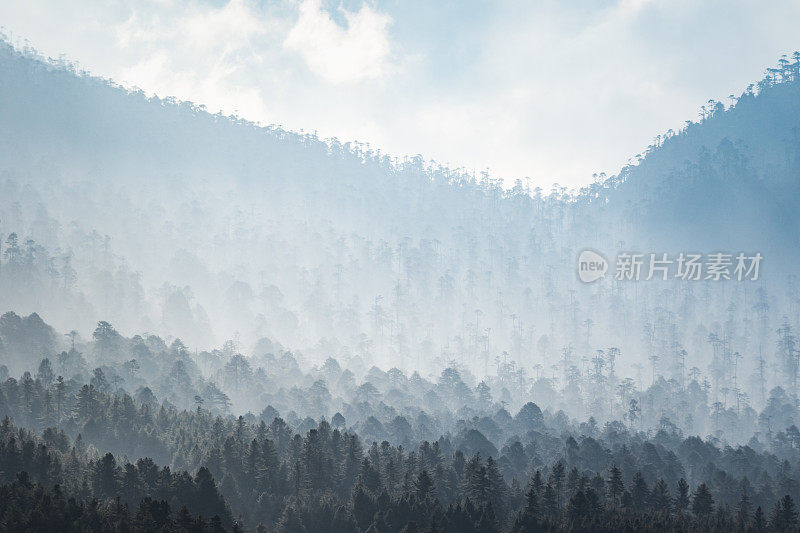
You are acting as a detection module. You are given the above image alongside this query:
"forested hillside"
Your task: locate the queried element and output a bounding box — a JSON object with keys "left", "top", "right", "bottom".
{"left": 1, "top": 35, "right": 800, "bottom": 532}
{"left": 1, "top": 41, "right": 798, "bottom": 418}
{"left": 582, "top": 56, "right": 800, "bottom": 259}
{"left": 0, "top": 311, "right": 799, "bottom": 530}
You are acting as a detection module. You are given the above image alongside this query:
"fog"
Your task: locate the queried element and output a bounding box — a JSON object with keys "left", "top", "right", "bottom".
{"left": 0, "top": 37, "right": 799, "bottom": 532}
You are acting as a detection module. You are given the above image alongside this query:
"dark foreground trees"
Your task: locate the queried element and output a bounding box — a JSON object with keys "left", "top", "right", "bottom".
{"left": 1, "top": 412, "right": 800, "bottom": 532}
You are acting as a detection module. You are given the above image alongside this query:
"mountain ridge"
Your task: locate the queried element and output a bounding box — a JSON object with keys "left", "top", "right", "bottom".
{"left": 0, "top": 39, "right": 798, "bottom": 406}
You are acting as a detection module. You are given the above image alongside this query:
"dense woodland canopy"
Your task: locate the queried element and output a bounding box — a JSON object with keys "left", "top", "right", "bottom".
{"left": 1, "top": 323, "right": 800, "bottom": 531}
{"left": 0, "top": 35, "right": 800, "bottom": 531}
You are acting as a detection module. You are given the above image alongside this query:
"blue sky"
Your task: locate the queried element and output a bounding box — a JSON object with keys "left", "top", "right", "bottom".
{"left": 1, "top": 0, "right": 798, "bottom": 188}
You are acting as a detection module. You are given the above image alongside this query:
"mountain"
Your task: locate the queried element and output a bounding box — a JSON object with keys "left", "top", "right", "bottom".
{"left": 0, "top": 39, "right": 798, "bottom": 415}
{"left": 592, "top": 64, "right": 800, "bottom": 260}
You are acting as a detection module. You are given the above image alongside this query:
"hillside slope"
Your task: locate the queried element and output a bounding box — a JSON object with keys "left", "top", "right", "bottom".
{"left": 0, "top": 41, "right": 798, "bottom": 409}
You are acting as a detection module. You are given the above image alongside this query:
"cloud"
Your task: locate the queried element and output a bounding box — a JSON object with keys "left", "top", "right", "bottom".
{"left": 110, "top": 0, "right": 280, "bottom": 116}
{"left": 0, "top": 0, "right": 798, "bottom": 187}
{"left": 284, "top": 0, "right": 395, "bottom": 84}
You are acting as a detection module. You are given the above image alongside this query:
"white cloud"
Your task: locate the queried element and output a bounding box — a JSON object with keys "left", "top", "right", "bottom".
{"left": 0, "top": 0, "right": 798, "bottom": 187}
{"left": 111, "top": 0, "right": 279, "bottom": 116}
{"left": 284, "top": 0, "right": 395, "bottom": 84}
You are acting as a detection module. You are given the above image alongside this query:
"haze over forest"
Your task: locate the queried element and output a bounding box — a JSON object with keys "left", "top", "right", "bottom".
{"left": 0, "top": 34, "right": 800, "bottom": 532}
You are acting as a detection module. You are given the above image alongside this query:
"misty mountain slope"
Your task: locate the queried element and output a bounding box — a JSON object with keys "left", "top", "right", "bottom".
{"left": 580, "top": 62, "right": 800, "bottom": 259}
{"left": 0, "top": 39, "right": 798, "bottom": 416}
{"left": 0, "top": 39, "right": 556, "bottom": 351}
{"left": 0, "top": 40, "right": 514, "bottom": 240}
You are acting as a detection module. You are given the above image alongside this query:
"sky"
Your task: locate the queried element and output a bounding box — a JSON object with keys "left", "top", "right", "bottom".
{"left": 1, "top": 0, "right": 798, "bottom": 189}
